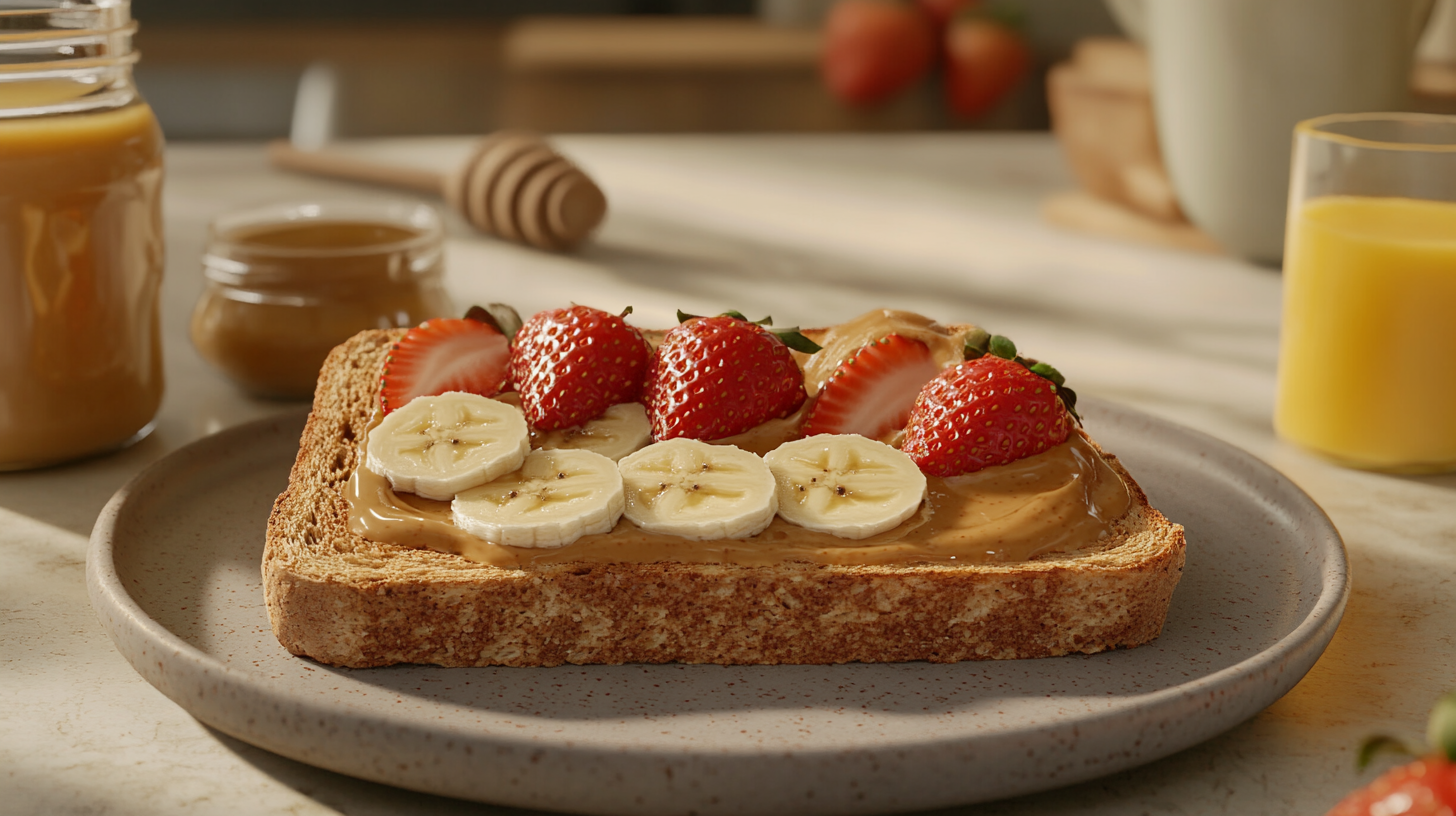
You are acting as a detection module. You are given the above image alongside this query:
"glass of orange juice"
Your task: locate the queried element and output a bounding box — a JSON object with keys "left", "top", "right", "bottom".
{"left": 1276, "top": 112, "right": 1456, "bottom": 473}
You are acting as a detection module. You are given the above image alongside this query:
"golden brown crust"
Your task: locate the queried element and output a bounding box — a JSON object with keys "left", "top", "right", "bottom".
{"left": 264, "top": 329, "right": 1186, "bottom": 667}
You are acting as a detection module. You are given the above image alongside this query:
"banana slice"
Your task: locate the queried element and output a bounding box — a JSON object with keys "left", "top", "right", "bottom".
{"left": 531, "top": 402, "right": 651, "bottom": 462}
{"left": 763, "top": 435, "right": 927, "bottom": 540}
{"left": 452, "top": 449, "right": 625, "bottom": 548}
{"left": 365, "top": 391, "right": 529, "bottom": 501}
{"left": 617, "top": 438, "right": 777, "bottom": 540}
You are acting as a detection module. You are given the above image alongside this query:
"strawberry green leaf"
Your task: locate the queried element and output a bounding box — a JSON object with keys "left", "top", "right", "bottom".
{"left": 1428, "top": 690, "right": 1456, "bottom": 762}
{"left": 464, "top": 303, "right": 523, "bottom": 340}
{"left": 963, "top": 327, "right": 991, "bottom": 359}
{"left": 963, "top": 330, "right": 1078, "bottom": 422}
{"left": 773, "top": 328, "right": 823, "bottom": 354}
{"left": 679, "top": 309, "right": 775, "bottom": 326}
{"left": 717, "top": 310, "right": 775, "bottom": 326}
{"left": 989, "top": 335, "right": 1017, "bottom": 360}
{"left": 1057, "top": 386, "right": 1081, "bottom": 423}
{"left": 1358, "top": 735, "right": 1418, "bottom": 770}
{"left": 1028, "top": 361, "right": 1066, "bottom": 388}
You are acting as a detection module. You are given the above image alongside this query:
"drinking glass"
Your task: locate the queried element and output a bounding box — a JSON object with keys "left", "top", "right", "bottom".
{"left": 1275, "top": 112, "right": 1456, "bottom": 473}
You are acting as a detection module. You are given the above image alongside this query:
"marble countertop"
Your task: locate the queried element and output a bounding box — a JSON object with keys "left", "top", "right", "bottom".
{"left": 3, "top": 134, "right": 1452, "bottom": 815}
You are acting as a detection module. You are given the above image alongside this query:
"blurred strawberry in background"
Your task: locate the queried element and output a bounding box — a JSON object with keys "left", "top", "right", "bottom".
{"left": 821, "top": 0, "right": 1032, "bottom": 120}
{"left": 914, "top": 0, "right": 979, "bottom": 29}
{"left": 943, "top": 13, "right": 1031, "bottom": 118}
{"left": 821, "top": 0, "right": 937, "bottom": 106}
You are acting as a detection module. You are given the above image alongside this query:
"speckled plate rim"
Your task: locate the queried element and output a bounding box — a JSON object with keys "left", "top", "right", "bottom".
{"left": 86, "top": 400, "right": 1348, "bottom": 815}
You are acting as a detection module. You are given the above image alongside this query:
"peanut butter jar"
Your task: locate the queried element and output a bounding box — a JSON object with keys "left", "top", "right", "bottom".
{"left": 190, "top": 201, "right": 453, "bottom": 399}
{"left": 0, "top": 1, "right": 166, "bottom": 470}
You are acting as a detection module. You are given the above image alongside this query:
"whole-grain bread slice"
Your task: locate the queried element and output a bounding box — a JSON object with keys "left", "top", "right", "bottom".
{"left": 264, "top": 329, "right": 1185, "bottom": 668}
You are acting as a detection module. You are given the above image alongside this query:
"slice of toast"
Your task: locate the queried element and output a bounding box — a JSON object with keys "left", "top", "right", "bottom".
{"left": 264, "top": 329, "right": 1185, "bottom": 668}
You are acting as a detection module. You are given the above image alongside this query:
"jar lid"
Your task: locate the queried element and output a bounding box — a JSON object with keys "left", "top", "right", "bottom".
{"left": 0, "top": 1, "right": 139, "bottom": 118}
{"left": 202, "top": 200, "right": 445, "bottom": 290}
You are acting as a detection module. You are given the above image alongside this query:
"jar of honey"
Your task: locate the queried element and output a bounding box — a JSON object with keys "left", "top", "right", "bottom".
{"left": 190, "top": 201, "right": 454, "bottom": 399}
{"left": 0, "top": 1, "right": 166, "bottom": 470}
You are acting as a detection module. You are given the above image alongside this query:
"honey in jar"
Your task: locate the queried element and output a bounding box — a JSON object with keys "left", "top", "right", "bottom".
{"left": 0, "top": 2, "right": 166, "bottom": 470}
{"left": 190, "top": 201, "right": 454, "bottom": 399}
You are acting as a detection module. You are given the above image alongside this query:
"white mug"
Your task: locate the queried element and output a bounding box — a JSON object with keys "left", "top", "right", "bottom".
{"left": 1107, "top": 0, "right": 1433, "bottom": 263}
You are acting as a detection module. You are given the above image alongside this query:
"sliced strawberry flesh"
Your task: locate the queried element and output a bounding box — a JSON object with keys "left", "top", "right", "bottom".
{"left": 803, "top": 334, "right": 939, "bottom": 440}
{"left": 379, "top": 318, "right": 510, "bottom": 414}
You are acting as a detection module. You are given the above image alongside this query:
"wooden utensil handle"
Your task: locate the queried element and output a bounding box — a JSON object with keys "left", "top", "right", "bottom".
{"left": 267, "top": 139, "right": 444, "bottom": 195}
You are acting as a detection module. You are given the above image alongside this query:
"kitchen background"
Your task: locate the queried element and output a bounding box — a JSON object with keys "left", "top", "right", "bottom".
{"left": 130, "top": 0, "right": 1127, "bottom": 140}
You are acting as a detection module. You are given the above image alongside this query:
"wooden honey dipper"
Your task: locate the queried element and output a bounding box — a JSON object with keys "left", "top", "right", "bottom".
{"left": 267, "top": 131, "right": 608, "bottom": 252}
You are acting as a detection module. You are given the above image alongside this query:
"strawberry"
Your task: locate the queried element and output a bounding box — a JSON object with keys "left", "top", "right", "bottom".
{"left": 900, "top": 348, "right": 1070, "bottom": 477}
{"left": 915, "top": 0, "right": 980, "bottom": 28}
{"left": 943, "top": 15, "right": 1031, "bottom": 119}
{"left": 645, "top": 314, "right": 812, "bottom": 442}
{"left": 1327, "top": 691, "right": 1456, "bottom": 815}
{"left": 378, "top": 317, "right": 510, "bottom": 415}
{"left": 509, "top": 305, "right": 651, "bottom": 431}
{"left": 822, "top": 0, "right": 937, "bottom": 106}
{"left": 1327, "top": 758, "right": 1456, "bottom": 816}
{"left": 802, "top": 334, "right": 940, "bottom": 440}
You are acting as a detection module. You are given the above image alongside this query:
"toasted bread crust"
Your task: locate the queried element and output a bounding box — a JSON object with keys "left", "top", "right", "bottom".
{"left": 264, "top": 330, "right": 1185, "bottom": 667}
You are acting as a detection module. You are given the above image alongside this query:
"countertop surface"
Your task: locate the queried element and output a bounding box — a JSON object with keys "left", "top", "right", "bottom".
{"left": 3, "top": 134, "right": 1453, "bottom": 815}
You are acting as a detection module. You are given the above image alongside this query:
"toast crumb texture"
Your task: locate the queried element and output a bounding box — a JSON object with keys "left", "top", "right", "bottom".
{"left": 264, "top": 330, "right": 1186, "bottom": 668}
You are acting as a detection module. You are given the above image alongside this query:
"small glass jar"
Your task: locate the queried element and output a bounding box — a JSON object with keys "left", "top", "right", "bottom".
{"left": 190, "top": 200, "right": 454, "bottom": 399}
{"left": 0, "top": 0, "right": 166, "bottom": 470}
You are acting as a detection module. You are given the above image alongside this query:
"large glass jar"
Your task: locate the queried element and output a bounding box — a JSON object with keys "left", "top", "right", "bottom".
{"left": 190, "top": 200, "right": 453, "bottom": 399}
{"left": 0, "top": 0, "right": 166, "bottom": 470}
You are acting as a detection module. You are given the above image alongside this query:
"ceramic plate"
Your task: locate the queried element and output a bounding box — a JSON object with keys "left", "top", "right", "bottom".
{"left": 87, "top": 400, "right": 1347, "bottom": 815}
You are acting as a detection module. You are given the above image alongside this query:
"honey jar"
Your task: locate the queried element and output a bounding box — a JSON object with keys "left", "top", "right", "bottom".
{"left": 190, "top": 201, "right": 454, "bottom": 399}
{"left": 0, "top": 1, "right": 166, "bottom": 470}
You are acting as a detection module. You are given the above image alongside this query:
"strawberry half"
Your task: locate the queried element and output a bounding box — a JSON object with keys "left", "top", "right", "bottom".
{"left": 645, "top": 315, "right": 808, "bottom": 441}
{"left": 901, "top": 354, "right": 1070, "bottom": 476}
{"left": 509, "top": 305, "right": 651, "bottom": 431}
{"left": 802, "top": 333, "right": 939, "bottom": 440}
{"left": 378, "top": 318, "right": 510, "bottom": 415}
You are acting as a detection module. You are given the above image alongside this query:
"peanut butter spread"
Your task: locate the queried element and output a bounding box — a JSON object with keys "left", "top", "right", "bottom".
{"left": 342, "top": 310, "right": 1131, "bottom": 568}
{"left": 346, "top": 431, "right": 1130, "bottom": 568}
{"left": 802, "top": 309, "right": 972, "bottom": 396}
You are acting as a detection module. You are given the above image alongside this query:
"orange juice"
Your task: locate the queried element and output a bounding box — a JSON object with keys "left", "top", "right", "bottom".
{"left": 1276, "top": 195, "right": 1456, "bottom": 472}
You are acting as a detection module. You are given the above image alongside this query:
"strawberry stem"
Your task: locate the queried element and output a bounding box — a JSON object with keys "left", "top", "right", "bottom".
{"left": 620, "top": 305, "right": 634, "bottom": 318}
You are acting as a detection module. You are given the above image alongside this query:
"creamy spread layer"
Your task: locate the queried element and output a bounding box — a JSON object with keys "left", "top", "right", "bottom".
{"left": 345, "top": 431, "right": 1131, "bottom": 568}
{"left": 344, "top": 309, "right": 1132, "bottom": 568}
